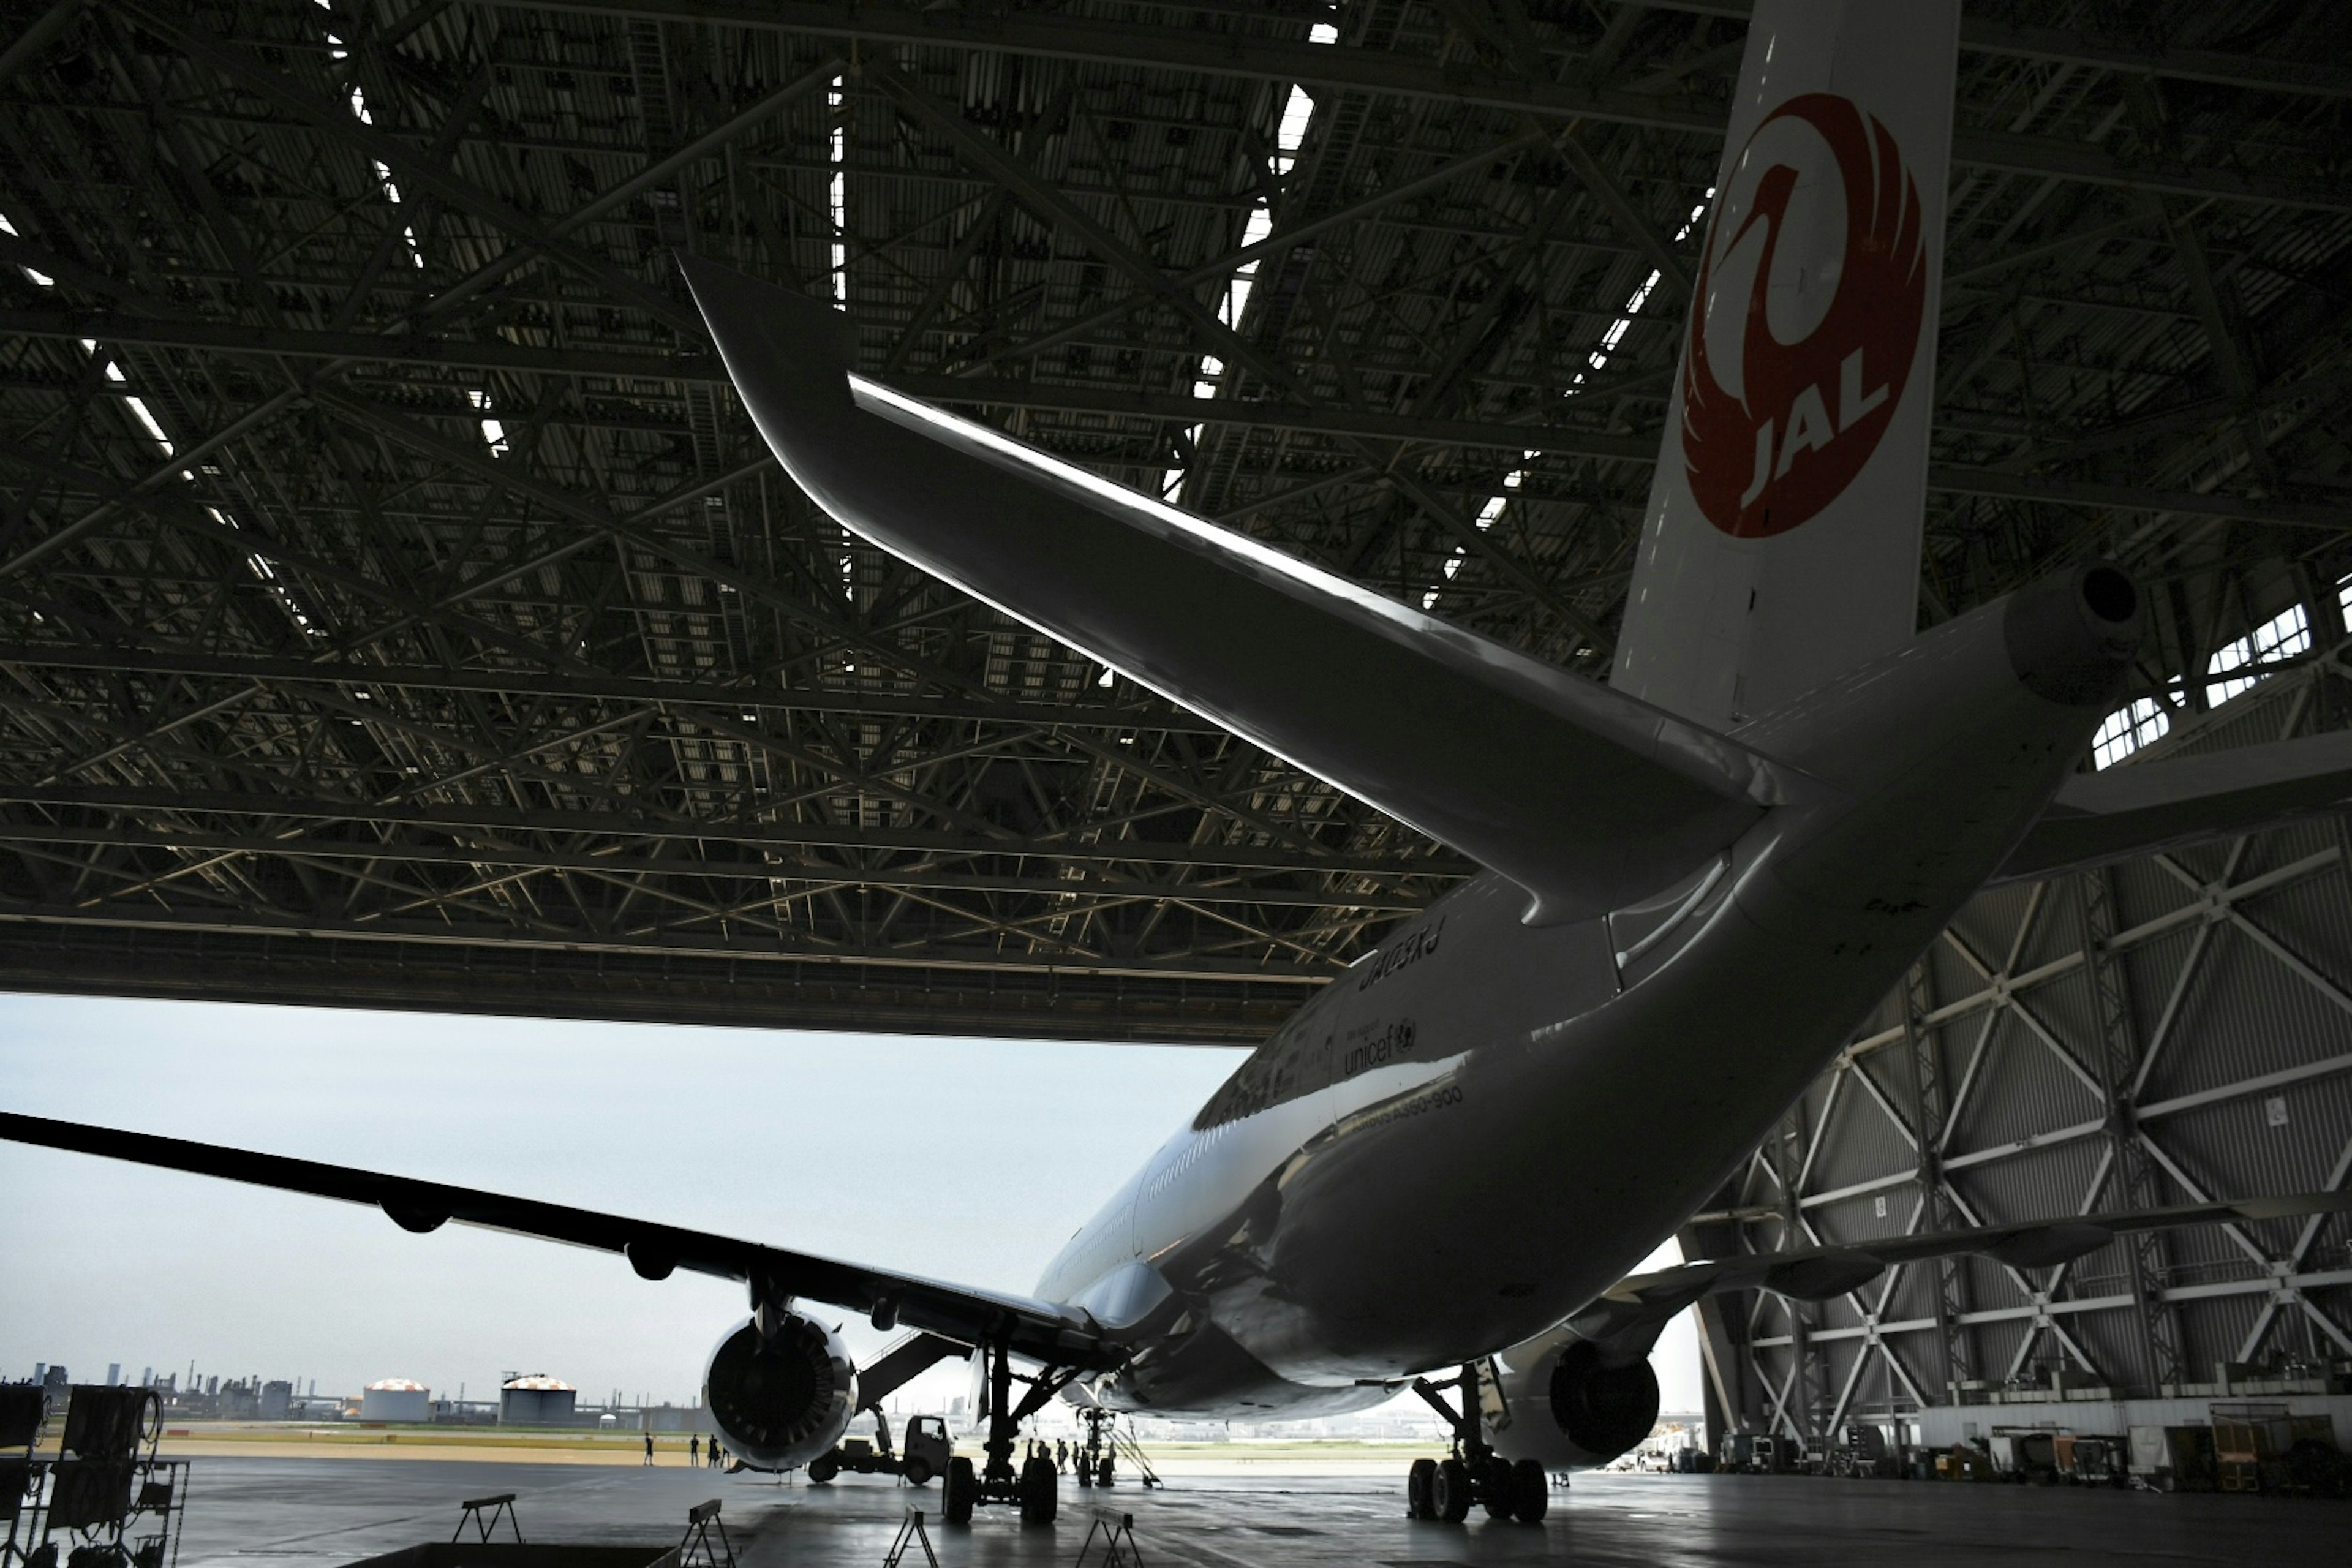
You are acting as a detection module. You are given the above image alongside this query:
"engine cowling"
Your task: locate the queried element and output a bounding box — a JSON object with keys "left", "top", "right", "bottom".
{"left": 1544, "top": 1339, "right": 1659, "bottom": 1467}
{"left": 703, "top": 1314, "right": 858, "bottom": 1471}
{"left": 1488, "top": 1336, "right": 1662, "bottom": 1471}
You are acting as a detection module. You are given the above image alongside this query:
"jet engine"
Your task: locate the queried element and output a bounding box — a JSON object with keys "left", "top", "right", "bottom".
{"left": 703, "top": 1313, "right": 858, "bottom": 1471}
{"left": 1544, "top": 1339, "right": 1659, "bottom": 1467}
{"left": 1489, "top": 1335, "right": 1662, "bottom": 1470}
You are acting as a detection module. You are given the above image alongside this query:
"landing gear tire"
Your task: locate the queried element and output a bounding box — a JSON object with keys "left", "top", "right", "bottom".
{"left": 903, "top": 1458, "right": 933, "bottom": 1488}
{"left": 1510, "top": 1458, "right": 1549, "bottom": 1523}
{"left": 806, "top": 1452, "right": 839, "bottom": 1485}
{"left": 1019, "top": 1456, "right": 1059, "bottom": 1524}
{"left": 1433, "top": 1458, "right": 1472, "bottom": 1523}
{"left": 1096, "top": 1457, "right": 1115, "bottom": 1487}
{"left": 1076, "top": 1461, "right": 1093, "bottom": 1489}
{"left": 1481, "top": 1455, "right": 1517, "bottom": 1520}
{"left": 1406, "top": 1457, "right": 1437, "bottom": 1519}
{"left": 943, "top": 1457, "right": 977, "bottom": 1525}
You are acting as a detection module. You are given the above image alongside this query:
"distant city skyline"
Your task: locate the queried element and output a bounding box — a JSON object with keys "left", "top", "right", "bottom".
{"left": 1, "top": 992, "right": 1702, "bottom": 1420}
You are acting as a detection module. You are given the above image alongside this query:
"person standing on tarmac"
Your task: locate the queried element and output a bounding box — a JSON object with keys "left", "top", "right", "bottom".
{"left": 643, "top": 1432, "right": 655, "bottom": 1466}
{"left": 690, "top": 1435, "right": 701, "bottom": 1466}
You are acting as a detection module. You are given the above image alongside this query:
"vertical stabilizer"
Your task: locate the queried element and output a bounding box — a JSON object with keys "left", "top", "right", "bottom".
{"left": 1613, "top": 1, "right": 1961, "bottom": 729}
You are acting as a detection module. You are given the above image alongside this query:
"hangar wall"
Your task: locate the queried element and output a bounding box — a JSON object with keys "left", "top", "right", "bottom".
{"left": 1690, "top": 625, "right": 2352, "bottom": 1446}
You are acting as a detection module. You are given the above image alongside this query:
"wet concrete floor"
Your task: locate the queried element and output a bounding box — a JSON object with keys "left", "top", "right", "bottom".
{"left": 130, "top": 1457, "right": 2350, "bottom": 1567}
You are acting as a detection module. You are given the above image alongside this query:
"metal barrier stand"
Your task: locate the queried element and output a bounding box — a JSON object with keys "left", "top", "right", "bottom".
{"left": 451, "top": 1494, "right": 522, "bottom": 1545}
{"left": 880, "top": 1508, "right": 936, "bottom": 1568}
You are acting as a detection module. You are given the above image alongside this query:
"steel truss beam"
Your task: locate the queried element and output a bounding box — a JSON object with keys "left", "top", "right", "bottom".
{"left": 0, "top": 783, "right": 1458, "bottom": 879}
{"left": 519, "top": 0, "right": 2352, "bottom": 209}
{"left": 1, "top": 0, "right": 2348, "bottom": 1047}
{"left": 1721, "top": 662, "right": 2352, "bottom": 1427}
{"left": 12, "top": 308, "right": 2340, "bottom": 529}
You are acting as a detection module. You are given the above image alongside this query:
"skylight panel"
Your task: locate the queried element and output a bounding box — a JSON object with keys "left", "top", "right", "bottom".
{"left": 0, "top": 211, "right": 53, "bottom": 287}
{"left": 1159, "top": 29, "right": 1332, "bottom": 505}
{"left": 119, "top": 393, "right": 175, "bottom": 455}
{"left": 320, "top": 19, "right": 423, "bottom": 267}
{"left": 2090, "top": 696, "right": 2168, "bottom": 770}
{"left": 209, "top": 504, "right": 321, "bottom": 636}
{"left": 467, "top": 388, "right": 508, "bottom": 456}
{"left": 2205, "top": 603, "right": 2310, "bottom": 707}
{"left": 1427, "top": 187, "right": 1716, "bottom": 612}
{"left": 828, "top": 77, "right": 848, "bottom": 302}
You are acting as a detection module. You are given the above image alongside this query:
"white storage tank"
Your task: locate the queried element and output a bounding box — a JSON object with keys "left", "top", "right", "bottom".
{"left": 499, "top": 1374, "right": 576, "bottom": 1426}
{"left": 360, "top": 1378, "right": 429, "bottom": 1423}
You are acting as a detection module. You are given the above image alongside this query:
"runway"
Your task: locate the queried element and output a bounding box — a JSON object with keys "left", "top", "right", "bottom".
{"left": 140, "top": 1457, "right": 2348, "bottom": 1568}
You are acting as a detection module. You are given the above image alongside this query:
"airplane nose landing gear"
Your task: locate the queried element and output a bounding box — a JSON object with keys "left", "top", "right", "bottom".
{"left": 1404, "top": 1362, "right": 1550, "bottom": 1523}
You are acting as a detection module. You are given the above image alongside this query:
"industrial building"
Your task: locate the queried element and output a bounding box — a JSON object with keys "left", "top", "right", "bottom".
{"left": 358, "top": 1378, "right": 429, "bottom": 1424}
{"left": 498, "top": 1375, "right": 578, "bottom": 1427}
{"left": 1, "top": 0, "right": 2349, "bottom": 1552}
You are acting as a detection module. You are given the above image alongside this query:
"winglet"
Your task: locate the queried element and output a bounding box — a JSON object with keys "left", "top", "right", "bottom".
{"left": 681, "top": 257, "right": 1815, "bottom": 925}
{"left": 677, "top": 254, "right": 859, "bottom": 442}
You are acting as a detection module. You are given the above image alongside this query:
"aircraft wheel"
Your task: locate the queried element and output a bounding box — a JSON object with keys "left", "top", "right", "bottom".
{"left": 943, "top": 1457, "right": 977, "bottom": 1525}
{"left": 903, "top": 1458, "right": 933, "bottom": 1488}
{"left": 1433, "top": 1458, "right": 1472, "bottom": 1523}
{"left": 1096, "top": 1456, "right": 1115, "bottom": 1487}
{"left": 1076, "top": 1459, "right": 1093, "bottom": 1488}
{"left": 1406, "top": 1457, "right": 1436, "bottom": 1518}
{"left": 1020, "top": 1456, "right": 1059, "bottom": 1523}
{"left": 1512, "top": 1458, "right": 1550, "bottom": 1523}
{"left": 1481, "top": 1455, "right": 1517, "bottom": 1520}
{"left": 807, "top": 1452, "right": 839, "bottom": 1485}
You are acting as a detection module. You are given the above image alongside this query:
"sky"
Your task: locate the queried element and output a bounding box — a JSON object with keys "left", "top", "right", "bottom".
{"left": 0, "top": 992, "right": 1702, "bottom": 1418}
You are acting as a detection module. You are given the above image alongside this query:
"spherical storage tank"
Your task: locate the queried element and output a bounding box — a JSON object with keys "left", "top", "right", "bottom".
{"left": 499, "top": 1374, "right": 576, "bottom": 1426}
{"left": 360, "top": 1378, "right": 429, "bottom": 1423}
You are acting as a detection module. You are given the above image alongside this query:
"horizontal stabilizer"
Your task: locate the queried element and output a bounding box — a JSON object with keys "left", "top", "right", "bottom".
{"left": 680, "top": 258, "right": 1815, "bottom": 924}
{"left": 1998, "top": 728, "right": 2352, "bottom": 883}
{"left": 0, "top": 1112, "right": 1112, "bottom": 1369}
{"left": 1566, "top": 1191, "right": 2352, "bottom": 1348}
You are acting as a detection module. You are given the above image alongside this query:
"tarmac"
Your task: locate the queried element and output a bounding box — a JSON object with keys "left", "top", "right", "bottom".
{"left": 101, "top": 1455, "right": 2352, "bottom": 1568}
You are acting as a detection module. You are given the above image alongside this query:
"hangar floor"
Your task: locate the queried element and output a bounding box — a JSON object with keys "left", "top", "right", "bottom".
{"left": 145, "top": 1457, "right": 2349, "bottom": 1568}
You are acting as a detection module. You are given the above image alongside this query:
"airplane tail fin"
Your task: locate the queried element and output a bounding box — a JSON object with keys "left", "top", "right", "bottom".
{"left": 1613, "top": 1, "right": 1962, "bottom": 729}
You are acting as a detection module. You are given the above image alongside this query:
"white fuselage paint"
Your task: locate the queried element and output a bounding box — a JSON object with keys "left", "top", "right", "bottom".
{"left": 1032, "top": 588, "right": 2122, "bottom": 1417}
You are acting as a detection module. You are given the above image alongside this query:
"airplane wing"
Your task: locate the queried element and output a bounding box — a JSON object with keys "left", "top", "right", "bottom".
{"left": 0, "top": 1112, "right": 1113, "bottom": 1369}
{"left": 1562, "top": 1190, "right": 2352, "bottom": 1348}
{"left": 1994, "top": 728, "right": 2352, "bottom": 884}
{"left": 677, "top": 257, "right": 1820, "bottom": 927}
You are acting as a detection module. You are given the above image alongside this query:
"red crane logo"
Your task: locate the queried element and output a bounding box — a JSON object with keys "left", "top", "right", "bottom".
{"left": 1681, "top": 93, "right": 1929, "bottom": 538}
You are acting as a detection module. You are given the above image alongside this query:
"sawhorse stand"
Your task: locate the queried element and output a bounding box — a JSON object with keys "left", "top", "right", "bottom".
{"left": 881, "top": 1508, "right": 937, "bottom": 1568}
{"left": 677, "top": 1499, "right": 732, "bottom": 1568}
{"left": 452, "top": 1494, "right": 522, "bottom": 1544}
{"left": 1074, "top": 1511, "right": 1144, "bottom": 1567}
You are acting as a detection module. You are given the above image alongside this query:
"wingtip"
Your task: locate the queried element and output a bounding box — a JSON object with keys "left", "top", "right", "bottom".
{"left": 673, "top": 252, "right": 858, "bottom": 374}
{"left": 673, "top": 254, "right": 861, "bottom": 465}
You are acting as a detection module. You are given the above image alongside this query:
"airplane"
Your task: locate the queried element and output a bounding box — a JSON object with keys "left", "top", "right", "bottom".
{"left": 10, "top": 0, "right": 2352, "bottom": 1531}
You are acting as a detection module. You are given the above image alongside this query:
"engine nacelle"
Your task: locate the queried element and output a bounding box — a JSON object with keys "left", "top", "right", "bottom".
{"left": 1489, "top": 1336, "right": 1661, "bottom": 1471}
{"left": 1544, "top": 1339, "right": 1659, "bottom": 1467}
{"left": 703, "top": 1314, "right": 858, "bottom": 1471}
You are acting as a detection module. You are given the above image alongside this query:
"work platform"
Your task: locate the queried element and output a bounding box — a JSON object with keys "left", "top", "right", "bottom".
{"left": 151, "top": 1457, "right": 2348, "bottom": 1568}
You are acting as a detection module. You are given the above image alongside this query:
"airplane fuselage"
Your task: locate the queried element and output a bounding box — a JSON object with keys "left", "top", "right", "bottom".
{"left": 1036, "top": 573, "right": 2135, "bottom": 1416}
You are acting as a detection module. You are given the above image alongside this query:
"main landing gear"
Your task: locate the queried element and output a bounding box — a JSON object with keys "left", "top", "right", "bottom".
{"left": 1405, "top": 1362, "right": 1550, "bottom": 1524}
{"left": 942, "top": 1336, "right": 1076, "bottom": 1527}
{"left": 1074, "top": 1407, "right": 1162, "bottom": 1490}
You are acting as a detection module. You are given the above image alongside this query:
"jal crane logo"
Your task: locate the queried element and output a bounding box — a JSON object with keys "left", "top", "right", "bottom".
{"left": 1682, "top": 94, "right": 1929, "bottom": 538}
